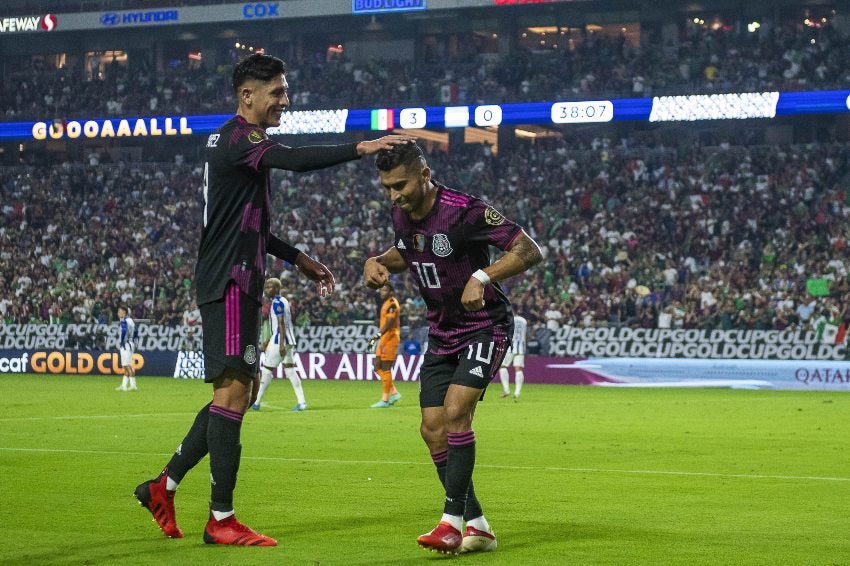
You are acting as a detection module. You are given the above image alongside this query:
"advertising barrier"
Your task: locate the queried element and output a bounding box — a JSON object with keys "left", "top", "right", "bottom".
{"left": 3, "top": 348, "right": 850, "bottom": 390}
{"left": 0, "top": 349, "right": 174, "bottom": 376}
{"left": 550, "top": 326, "right": 848, "bottom": 361}
{"left": 0, "top": 323, "right": 378, "bottom": 353}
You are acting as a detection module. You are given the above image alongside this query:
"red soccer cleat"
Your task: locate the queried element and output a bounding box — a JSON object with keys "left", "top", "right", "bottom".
{"left": 134, "top": 469, "right": 183, "bottom": 538}
{"left": 203, "top": 514, "right": 278, "bottom": 546}
{"left": 460, "top": 525, "right": 498, "bottom": 553}
{"left": 416, "top": 521, "right": 463, "bottom": 554}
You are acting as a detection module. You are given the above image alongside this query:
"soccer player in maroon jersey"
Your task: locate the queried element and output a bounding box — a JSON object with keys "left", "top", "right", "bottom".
{"left": 134, "top": 53, "right": 411, "bottom": 547}
{"left": 364, "top": 142, "right": 543, "bottom": 554}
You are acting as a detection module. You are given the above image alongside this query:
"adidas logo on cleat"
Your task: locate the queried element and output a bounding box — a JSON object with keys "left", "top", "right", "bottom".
{"left": 397, "top": 239, "right": 406, "bottom": 250}
{"left": 469, "top": 366, "right": 484, "bottom": 377}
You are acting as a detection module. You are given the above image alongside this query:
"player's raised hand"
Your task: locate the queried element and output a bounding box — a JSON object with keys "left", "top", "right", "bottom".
{"left": 356, "top": 134, "right": 416, "bottom": 156}
{"left": 295, "top": 253, "right": 336, "bottom": 297}
{"left": 363, "top": 257, "right": 390, "bottom": 289}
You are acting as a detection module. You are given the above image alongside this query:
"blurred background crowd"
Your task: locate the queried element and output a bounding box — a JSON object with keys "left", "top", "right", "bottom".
{"left": 2, "top": 21, "right": 849, "bottom": 121}
{"left": 3, "top": 133, "right": 849, "bottom": 345}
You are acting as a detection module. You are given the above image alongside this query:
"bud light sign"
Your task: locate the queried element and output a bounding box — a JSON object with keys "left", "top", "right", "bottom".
{"left": 352, "top": 0, "right": 426, "bottom": 14}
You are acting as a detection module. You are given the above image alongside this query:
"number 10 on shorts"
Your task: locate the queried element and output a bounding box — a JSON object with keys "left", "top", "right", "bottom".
{"left": 467, "top": 342, "right": 494, "bottom": 363}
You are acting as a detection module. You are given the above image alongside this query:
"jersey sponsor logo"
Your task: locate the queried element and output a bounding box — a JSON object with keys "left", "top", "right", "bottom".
{"left": 432, "top": 233, "right": 453, "bottom": 257}
{"left": 413, "top": 234, "right": 426, "bottom": 252}
{"left": 396, "top": 239, "right": 406, "bottom": 250}
{"left": 469, "top": 365, "right": 484, "bottom": 377}
{"left": 206, "top": 133, "right": 219, "bottom": 147}
{"left": 244, "top": 344, "right": 257, "bottom": 364}
{"left": 247, "top": 129, "right": 267, "bottom": 143}
{"left": 484, "top": 207, "right": 505, "bottom": 225}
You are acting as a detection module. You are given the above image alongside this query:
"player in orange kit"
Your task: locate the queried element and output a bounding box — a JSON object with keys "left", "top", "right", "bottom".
{"left": 370, "top": 282, "right": 402, "bottom": 408}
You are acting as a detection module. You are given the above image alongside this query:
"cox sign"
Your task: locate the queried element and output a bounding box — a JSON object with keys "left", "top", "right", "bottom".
{"left": 242, "top": 3, "right": 280, "bottom": 18}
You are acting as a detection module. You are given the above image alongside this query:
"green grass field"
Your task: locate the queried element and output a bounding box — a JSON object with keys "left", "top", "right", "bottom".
{"left": 1, "top": 374, "right": 848, "bottom": 565}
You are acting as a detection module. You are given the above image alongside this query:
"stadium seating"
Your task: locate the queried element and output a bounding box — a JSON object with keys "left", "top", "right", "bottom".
{"left": 2, "top": 22, "right": 848, "bottom": 120}
{"left": 3, "top": 136, "right": 848, "bottom": 340}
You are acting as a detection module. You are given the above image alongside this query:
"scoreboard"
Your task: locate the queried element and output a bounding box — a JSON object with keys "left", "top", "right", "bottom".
{"left": 6, "top": 89, "right": 850, "bottom": 141}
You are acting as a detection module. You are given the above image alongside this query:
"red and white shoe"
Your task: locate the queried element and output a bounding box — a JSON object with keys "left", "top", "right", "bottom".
{"left": 416, "top": 521, "right": 463, "bottom": 554}
{"left": 203, "top": 514, "right": 277, "bottom": 546}
{"left": 460, "top": 525, "right": 497, "bottom": 553}
{"left": 134, "top": 469, "right": 183, "bottom": 538}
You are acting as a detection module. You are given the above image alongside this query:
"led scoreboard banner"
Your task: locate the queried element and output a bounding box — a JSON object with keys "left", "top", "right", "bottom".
{"left": 4, "top": 89, "right": 850, "bottom": 141}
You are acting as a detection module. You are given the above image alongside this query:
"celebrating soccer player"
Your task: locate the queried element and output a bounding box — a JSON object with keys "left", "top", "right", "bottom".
{"left": 363, "top": 142, "right": 543, "bottom": 554}
{"left": 134, "top": 53, "right": 412, "bottom": 547}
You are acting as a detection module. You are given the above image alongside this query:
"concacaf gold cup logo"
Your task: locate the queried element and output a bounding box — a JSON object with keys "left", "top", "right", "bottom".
{"left": 484, "top": 207, "right": 505, "bottom": 226}
{"left": 248, "top": 129, "right": 267, "bottom": 144}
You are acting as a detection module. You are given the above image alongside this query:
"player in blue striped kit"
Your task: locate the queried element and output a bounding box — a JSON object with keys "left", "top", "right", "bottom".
{"left": 116, "top": 305, "right": 137, "bottom": 391}
{"left": 499, "top": 314, "right": 528, "bottom": 401}
{"left": 253, "top": 277, "right": 306, "bottom": 411}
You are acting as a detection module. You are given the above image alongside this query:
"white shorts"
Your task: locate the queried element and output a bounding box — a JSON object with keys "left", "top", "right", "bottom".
{"left": 120, "top": 343, "right": 134, "bottom": 367}
{"left": 263, "top": 341, "right": 295, "bottom": 368}
{"left": 500, "top": 351, "right": 524, "bottom": 369}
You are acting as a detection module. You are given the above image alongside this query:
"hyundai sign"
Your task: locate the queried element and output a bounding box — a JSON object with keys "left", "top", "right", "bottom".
{"left": 352, "top": 0, "right": 426, "bottom": 14}
{"left": 99, "top": 9, "right": 178, "bottom": 27}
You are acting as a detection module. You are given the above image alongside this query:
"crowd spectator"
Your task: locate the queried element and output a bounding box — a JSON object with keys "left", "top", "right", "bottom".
{"left": 2, "top": 20, "right": 849, "bottom": 121}
{"left": 3, "top": 130, "right": 850, "bottom": 348}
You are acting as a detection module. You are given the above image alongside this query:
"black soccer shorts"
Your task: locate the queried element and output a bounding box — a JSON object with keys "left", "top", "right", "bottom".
{"left": 419, "top": 327, "right": 511, "bottom": 408}
{"left": 199, "top": 282, "right": 261, "bottom": 383}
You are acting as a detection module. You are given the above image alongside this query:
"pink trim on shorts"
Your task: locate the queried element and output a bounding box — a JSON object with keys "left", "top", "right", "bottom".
{"left": 225, "top": 283, "right": 241, "bottom": 356}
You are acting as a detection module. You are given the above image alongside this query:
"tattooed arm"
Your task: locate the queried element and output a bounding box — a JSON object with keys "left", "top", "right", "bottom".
{"left": 461, "top": 229, "right": 543, "bottom": 311}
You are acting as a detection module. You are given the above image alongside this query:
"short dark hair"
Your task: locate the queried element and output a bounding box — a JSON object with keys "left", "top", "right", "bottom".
{"left": 375, "top": 141, "right": 425, "bottom": 172}
{"left": 232, "top": 54, "right": 287, "bottom": 93}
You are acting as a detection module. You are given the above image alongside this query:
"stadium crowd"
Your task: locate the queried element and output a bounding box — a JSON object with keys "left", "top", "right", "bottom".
{"left": 1, "top": 20, "right": 848, "bottom": 121}
{"left": 3, "top": 132, "right": 850, "bottom": 348}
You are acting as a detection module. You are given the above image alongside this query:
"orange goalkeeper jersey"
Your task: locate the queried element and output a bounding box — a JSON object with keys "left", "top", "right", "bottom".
{"left": 380, "top": 296, "right": 401, "bottom": 338}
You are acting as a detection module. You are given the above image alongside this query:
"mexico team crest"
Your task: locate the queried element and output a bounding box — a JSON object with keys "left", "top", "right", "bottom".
{"left": 432, "top": 233, "right": 453, "bottom": 257}
{"left": 244, "top": 345, "right": 257, "bottom": 364}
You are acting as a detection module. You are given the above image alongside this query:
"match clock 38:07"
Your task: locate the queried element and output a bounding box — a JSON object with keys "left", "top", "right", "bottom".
{"left": 550, "top": 100, "right": 614, "bottom": 124}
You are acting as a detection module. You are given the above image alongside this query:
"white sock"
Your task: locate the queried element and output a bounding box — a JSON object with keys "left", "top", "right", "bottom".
{"left": 440, "top": 513, "right": 463, "bottom": 531}
{"left": 466, "top": 515, "right": 492, "bottom": 533}
{"left": 212, "top": 509, "right": 235, "bottom": 521}
{"left": 129, "top": 377, "right": 137, "bottom": 389}
{"left": 514, "top": 369, "right": 524, "bottom": 397}
{"left": 121, "top": 375, "right": 129, "bottom": 389}
{"left": 166, "top": 476, "right": 179, "bottom": 491}
{"left": 285, "top": 367, "right": 306, "bottom": 405}
{"left": 498, "top": 368, "right": 510, "bottom": 394}
{"left": 255, "top": 367, "right": 273, "bottom": 405}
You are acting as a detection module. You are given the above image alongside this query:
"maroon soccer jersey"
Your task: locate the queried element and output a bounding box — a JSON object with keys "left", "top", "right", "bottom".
{"left": 392, "top": 182, "right": 522, "bottom": 355}
{"left": 196, "top": 115, "right": 357, "bottom": 305}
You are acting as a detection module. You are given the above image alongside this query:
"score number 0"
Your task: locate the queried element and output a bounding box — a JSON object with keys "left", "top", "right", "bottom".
{"left": 551, "top": 100, "right": 614, "bottom": 124}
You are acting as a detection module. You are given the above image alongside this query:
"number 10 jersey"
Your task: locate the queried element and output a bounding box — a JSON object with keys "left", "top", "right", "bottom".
{"left": 391, "top": 182, "right": 522, "bottom": 355}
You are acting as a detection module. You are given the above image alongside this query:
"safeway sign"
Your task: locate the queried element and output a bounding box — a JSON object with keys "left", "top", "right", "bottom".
{"left": 0, "top": 14, "right": 57, "bottom": 33}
